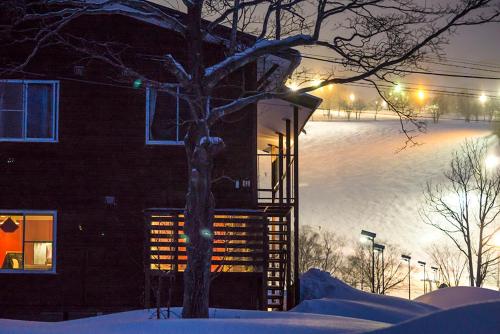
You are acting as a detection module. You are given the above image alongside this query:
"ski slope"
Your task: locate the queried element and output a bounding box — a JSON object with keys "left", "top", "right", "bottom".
{"left": 299, "top": 119, "right": 493, "bottom": 262}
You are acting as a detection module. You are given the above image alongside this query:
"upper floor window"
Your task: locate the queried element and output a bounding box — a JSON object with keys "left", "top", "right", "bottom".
{"left": 0, "top": 211, "right": 57, "bottom": 273}
{"left": 146, "top": 86, "right": 189, "bottom": 145}
{"left": 0, "top": 80, "right": 59, "bottom": 142}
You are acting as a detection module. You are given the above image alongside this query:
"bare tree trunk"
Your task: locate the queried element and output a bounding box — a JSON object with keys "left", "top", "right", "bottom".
{"left": 181, "top": 4, "right": 219, "bottom": 318}
{"left": 182, "top": 127, "right": 216, "bottom": 318}
{"left": 476, "top": 227, "right": 484, "bottom": 287}
{"left": 466, "top": 233, "right": 475, "bottom": 286}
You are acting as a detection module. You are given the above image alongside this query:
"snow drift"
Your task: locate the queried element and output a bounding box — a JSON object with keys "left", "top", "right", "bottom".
{"left": 2, "top": 270, "right": 499, "bottom": 334}
{"left": 291, "top": 269, "right": 438, "bottom": 323}
{"left": 415, "top": 286, "right": 500, "bottom": 309}
{"left": 0, "top": 308, "right": 388, "bottom": 334}
{"left": 364, "top": 300, "right": 500, "bottom": 334}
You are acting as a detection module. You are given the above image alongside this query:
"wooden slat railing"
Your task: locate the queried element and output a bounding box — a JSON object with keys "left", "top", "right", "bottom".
{"left": 144, "top": 208, "right": 268, "bottom": 273}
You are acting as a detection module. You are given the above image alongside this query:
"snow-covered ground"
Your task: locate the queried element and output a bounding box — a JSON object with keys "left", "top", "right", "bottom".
{"left": 293, "top": 269, "right": 438, "bottom": 324}
{"left": 414, "top": 285, "right": 500, "bottom": 309}
{"left": 299, "top": 119, "right": 493, "bottom": 267}
{"left": 2, "top": 269, "right": 499, "bottom": 334}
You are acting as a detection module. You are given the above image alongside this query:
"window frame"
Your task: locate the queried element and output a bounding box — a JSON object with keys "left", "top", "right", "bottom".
{"left": 0, "top": 210, "right": 57, "bottom": 274}
{"left": 145, "top": 85, "right": 184, "bottom": 146}
{"left": 0, "top": 79, "right": 59, "bottom": 143}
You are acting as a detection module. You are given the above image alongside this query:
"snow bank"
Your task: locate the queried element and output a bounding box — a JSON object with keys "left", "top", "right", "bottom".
{"left": 0, "top": 308, "right": 388, "bottom": 334}
{"left": 415, "top": 286, "right": 500, "bottom": 309}
{"left": 292, "top": 269, "right": 438, "bottom": 324}
{"left": 364, "top": 300, "right": 500, "bottom": 334}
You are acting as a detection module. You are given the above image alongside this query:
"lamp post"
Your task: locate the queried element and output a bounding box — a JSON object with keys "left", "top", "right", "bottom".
{"left": 401, "top": 254, "right": 411, "bottom": 300}
{"left": 430, "top": 266, "right": 438, "bottom": 291}
{"left": 374, "top": 243, "right": 385, "bottom": 294}
{"left": 360, "top": 230, "right": 376, "bottom": 293}
{"left": 493, "top": 233, "right": 500, "bottom": 291}
{"left": 418, "top": 261, "right": 427, "bottom": 294}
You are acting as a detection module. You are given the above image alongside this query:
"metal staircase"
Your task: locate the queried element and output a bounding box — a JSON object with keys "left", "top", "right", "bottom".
{"left": 260, "top": 204, "right": 291, "bottom": 311}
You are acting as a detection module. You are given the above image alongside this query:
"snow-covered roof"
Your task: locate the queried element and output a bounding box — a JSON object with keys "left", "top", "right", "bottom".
{"left": 80, "top": 0, "right": 183, "bottom": 31}
{"left": 78, "top": 0, "right": 243, "bottom": 45}
{"left": 257, "top": 94, "right": 321, "bottom": 150}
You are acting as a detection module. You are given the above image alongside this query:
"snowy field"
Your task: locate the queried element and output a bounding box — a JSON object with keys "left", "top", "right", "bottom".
{"left": 2, "top": 269, "right": 499, "bottom": 334}
{"left": 299, "top": 119, "right": 493, "bottom": 266}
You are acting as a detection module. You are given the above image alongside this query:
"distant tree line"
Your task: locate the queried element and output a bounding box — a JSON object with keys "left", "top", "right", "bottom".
{"left": 312, "top": 85, "right": 500, "bottom": 124}
{"left": 297, "top": 226, "right": 409, "bottom": 295}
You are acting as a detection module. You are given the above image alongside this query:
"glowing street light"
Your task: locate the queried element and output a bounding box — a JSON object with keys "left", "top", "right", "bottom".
{"left": 394, "top": 83, "right": 403, "bottom": 94}
{"left": 361, "top": 230, "right": 376, "bottom": 293}
{"left": 493, "top": 232, "right": 500, "bottom": 290}
{"left": 374, "top": 243, "right": 386, "bottom": 294}
{"left": 349, "top": 93, "right": 356, "bottom": 102}
{"left": 401, "top": 254, "right": 412, "bottom": 300}
{"left": 479, "top": 94, "right": 488, "bottom": 105}
{"left": 417, "top": 90, "right": 426, "bottom": 101}
{"left": 418, "top": 261, "right": 427, "bottom": 294}
{"left": 287, "top": 81, "right": 299, "bottom": 91}
{"left": 431, "top": 266, "right": 439, "bottom": 291}
{"left": 485, "top": 154, "right": 500, "bottom": 170}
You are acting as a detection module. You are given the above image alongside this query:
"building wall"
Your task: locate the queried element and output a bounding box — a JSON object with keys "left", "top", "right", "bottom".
{"left": 0, "top": 14, "right": 258, "bottom": 320}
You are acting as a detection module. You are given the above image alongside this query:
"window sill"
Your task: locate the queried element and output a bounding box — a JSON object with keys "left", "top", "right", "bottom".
{"left": 0, "top": 269, "right": 57, "bottom": 275}
{"left": 146, "top": 140, "right": 184, "bottom": 146}
{"left": 0, "top": 138, "right": 58, "bottom": 143}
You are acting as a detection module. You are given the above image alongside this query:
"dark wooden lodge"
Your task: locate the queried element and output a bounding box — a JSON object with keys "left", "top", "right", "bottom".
{"left": 0, "top": 2, "right": 320, "bottom": 320}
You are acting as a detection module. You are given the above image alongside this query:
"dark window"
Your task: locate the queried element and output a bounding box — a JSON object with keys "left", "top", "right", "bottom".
{"left": 146, "top": 87, "right": 191, "bottom": 144}
{"left": 0, "top": 81, "right": 58, "bottom": 142}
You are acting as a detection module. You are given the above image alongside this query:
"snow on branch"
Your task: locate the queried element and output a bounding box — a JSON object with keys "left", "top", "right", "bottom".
{"left": 164, "top": 54, "right": 191, "bottom": 87}
{"left": 21, "top": 0, "right": 187, "bottom": 36}
{"left": 204, "top": 34, "right": 315, "bottom": 89}
{"left": 208, "top": 91, "right": 275, "bottom": 126}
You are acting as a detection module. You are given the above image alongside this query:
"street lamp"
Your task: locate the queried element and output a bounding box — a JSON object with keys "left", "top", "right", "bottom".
{"left": 401, "top": 254, "right": 411, "bottom": 300}
{"left": 374, "top": 243, "right": 385, "bottom": 294}
{"left": 493, "top": 232, "right": 500, "bottom": 291}
{"left": 418, "top": 261, "right": 427, "bottom": 294}
{"left": 431, "top": 266, "right": 438, "bottom": 291}
{"left": 361, "top": 230, "right": 376, "bottom": 293}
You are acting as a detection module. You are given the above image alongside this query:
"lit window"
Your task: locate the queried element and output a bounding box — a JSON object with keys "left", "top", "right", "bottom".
{"left": 0, "top": 80, "right": 59, "bottom": 142}
{"left": 145, "top": 86, "right": 189, "bottom": 145}
{"left": 0, "top": 211, "right": 56, "bottom": 273}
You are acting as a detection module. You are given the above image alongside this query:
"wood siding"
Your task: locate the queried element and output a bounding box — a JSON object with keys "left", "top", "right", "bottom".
{"left": 0, "top": 13, "right": 258, "bottom": 320}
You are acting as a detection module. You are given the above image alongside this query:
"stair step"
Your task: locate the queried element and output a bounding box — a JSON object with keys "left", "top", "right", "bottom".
{"left": 267, "top": 276, "right": 285, "bottom": 282}
{"left": 268, "top": 231, "right": 288, "bottom": 235}
{"left": 267, "top": 301, "right": 283, "bottom": 307}
{"left": 267, "top": 268, "right": 285, "bottom": 272}
{"left": 268, "top": 250, "right": 287, "bottom": 254}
